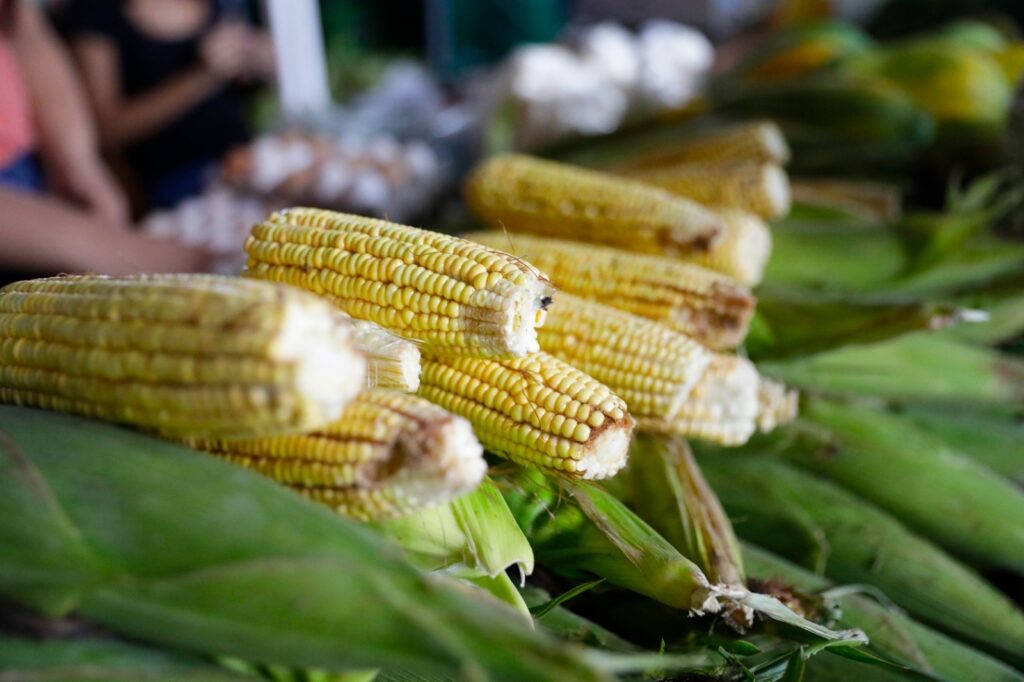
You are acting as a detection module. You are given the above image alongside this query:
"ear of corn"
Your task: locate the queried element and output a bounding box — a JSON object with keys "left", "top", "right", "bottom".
{"left": 790, "top": 399, "right": 1024, "bottom": 573}
{"left": 244, "top": 208, "right": 554, "bottom": 358}
{"left": 640, "top": 353, "right": 761, "bottom": 445}
{"left": 899, "top": 406, "right": 1024, "bottom": 484}
{"left": 755, "top": 378, "right": 799, "bottom": 433}
{"left": 674, "top": 209, "right": 773, "bottom": 287}
{"left": 418, "top": 351, "right": 634, "bottom": 479}
{"left": 537, "top": 293, "right": 711, "bottom": 426}
{"left": 615, "top": 436, "right": 748, "bottom": 625}
{"left": 626, "top": 163, "right": 792, "bottom": 220}
{"left": 465, "top": 154, "right": 723, "bottom": 256}
{"left": 352, "top": 320, "right": 421, "bottom": 392}
{"left": 742, "top": 542, "right": 1024, "bottom": 682}
{"left": 465, "top": 232, "right": 755, "bottom": 350}
{"left": 790, "top": 179, "right": 902, "bottom": 222}
{"left": 702, "top": 455, "right": 1024, "bottom": 666}
{"left": 0, "top": 275, "right": 365, "bottom": 439}
{"left": 611, "top": 121, "right": 791, "bottom": 170}
{"left": 182, "top": 389, "right": 486, "bottom": 521}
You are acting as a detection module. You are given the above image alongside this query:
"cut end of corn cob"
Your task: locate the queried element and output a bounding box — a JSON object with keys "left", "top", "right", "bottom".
{"left": 183, "top": 390, "right": 486, "bottom": 521}
{"left": 639, "top": 353, "right": 760, "bottom": 446}
{"left": 352, "top": 320, "right": 422, "bottom": 392}
{"left": 756, "top": 379, "right": 799, "bottom": 433}
{"left": 681, "top": 210, "right": 772, "bottom": 287}
{"left": 465, "top": 232, "right": 755, "bottom": 350}
{"left": 538, "top": 293, "right": 712, "bottom": 424}
{"left": 629, "top": 162, "right": 791, "bottom": 221}
{"left": 419, "top": 351, "right": 634, "bottom": 479}
{"left": 0, "top": 274, "right": 366, "bottom": 438}
{"left": 244, "top": 208, "right": 554, "bottom": 358}
{"left": 465, "top": 154, "right": 723, "bottom": 255}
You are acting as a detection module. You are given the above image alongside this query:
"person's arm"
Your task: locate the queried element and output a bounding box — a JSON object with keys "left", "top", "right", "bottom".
{"left": 73, "top": 22, "right": 251, "bottom": 149}
{"left": 0, "top": 187, "right": 212, "bottom": 275}
{"left": 9, "top": 1, "right": 128, "bottom": 225}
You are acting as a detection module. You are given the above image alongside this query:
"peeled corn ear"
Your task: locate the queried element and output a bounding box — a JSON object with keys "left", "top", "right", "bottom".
{"left": 641, "top": 353, "right": 760, "bottom": 446}
{"left": 465, "top": 154, "right": 723, "bottom": 255}
{"left": 756, "top": 379, "right": 799, "bottom": 433}
{"left": 627, "top": 162, "right": 791, "bottom": 221}
{"left": 538, "top": 293, "right": 711, "bottom": 426}
{"left": 419, "top": 351, "right": 634, "bottom": 479}
{"left": 0, "top": 274, "right": 365, "bottom": 438}
{"left": 466, "top": 232, "right": 755, "bottom": 350}
{"left": 677, "top": 210, "right": 772, "bottom": 287}
{"left": 245, "top": 208, "right": 553, "bottom": 358}
{"left": 183, "top": 389, "right": 485, "bottom": 521}
{"left": 352, "top": 320, "right": 421, "bottom": 392}
{"left": 614, "top": 121, "right": 791, "bottom": 170}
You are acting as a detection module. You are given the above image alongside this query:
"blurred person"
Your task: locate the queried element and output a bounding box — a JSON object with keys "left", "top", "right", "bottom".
{"left": 67, "top": 0, "right": 274, "bottom": 208}
{"left": 0, "top": 0, "right": 212, "bottom": 281}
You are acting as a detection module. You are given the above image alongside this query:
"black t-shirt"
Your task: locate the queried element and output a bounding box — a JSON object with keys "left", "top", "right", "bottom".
{"left": 65, "top": 0, "right": 250, "bottom": 185}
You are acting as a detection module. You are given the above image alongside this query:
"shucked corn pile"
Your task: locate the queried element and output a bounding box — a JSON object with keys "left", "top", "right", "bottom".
{"left": 3, "top": 75, "right": 1024, "bottom": 681}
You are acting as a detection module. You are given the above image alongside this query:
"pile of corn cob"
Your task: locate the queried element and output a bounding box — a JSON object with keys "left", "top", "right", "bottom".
{"left": 3, "top": 111, "right": 1024, "bottom": 682}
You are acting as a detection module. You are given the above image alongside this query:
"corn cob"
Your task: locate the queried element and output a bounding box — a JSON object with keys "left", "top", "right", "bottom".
{"left": 464, "top": 154, "right": 723, "bottom": 255}
{"left": 183, "top": 390, "right": 485, "bottom": 521}
{"left": 352, "top": 320, "right": 421, "bottom": 392}
{"left": 674, "top": 209, "right": 772, "bottom": 286}
{"left": 537, "top": 293, "right": 711, "bottom": 426}
{"left": 418, "top": 351, "right": 634, "bottom": 479}
{"left": 641, "top": 353, "right": 760, "bottom": 445}
{"left": 612, "top": 121, "right": 791, "bottom": 171}
{"left": 466, "top": 232, "right": 755, "bottom": 350}
{"left": 244, "top": 208, "right": 554, "bottom": 357}
{"left": 0, "top": 275, "right": 365, "bottom": 438}
{"left": 626, "top": 163, "right": 792, "bottom": 220}
{"left": 790, "top": 178, "right": 902, "bottom": 222}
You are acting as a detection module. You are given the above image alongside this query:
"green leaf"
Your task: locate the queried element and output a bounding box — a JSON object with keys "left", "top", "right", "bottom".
{"left": 528, "top": 579, "right": 605, "bottom": 619}
{"left": 0, "top": 407, "right": 604, "bottom": 682}
{"left": 0, "top": 635, "right": 251, "bottom": 681}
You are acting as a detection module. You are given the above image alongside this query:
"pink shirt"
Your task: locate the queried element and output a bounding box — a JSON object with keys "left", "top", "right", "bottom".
{"left": 0, "top": 33, "right": 35, "bottom": 167}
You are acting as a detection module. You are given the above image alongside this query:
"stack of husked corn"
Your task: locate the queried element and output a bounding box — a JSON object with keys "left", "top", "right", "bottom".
{"left": 462, "top": 123, "right": 799, "bottom": 446}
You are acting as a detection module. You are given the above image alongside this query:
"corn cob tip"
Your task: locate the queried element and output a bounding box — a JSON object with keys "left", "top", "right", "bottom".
{"left": 756, "top": 379, "right": 799, "bottom": 433}
{"left": 352, "top": 320, "right": 422, "bottom": 392}
{"left": 701, "top": 210, "right": 773, "bottom": 288}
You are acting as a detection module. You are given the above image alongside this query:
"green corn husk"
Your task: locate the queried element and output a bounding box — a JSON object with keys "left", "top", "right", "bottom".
{"left": 897, "top": 405, "right": 1024, "bottom": 483}
{"left": 0, "top": 635, "right": 253, "bottom": 682}
{"left": 786, "top": 399, "right": 1024, "bottom": 572}
{"left": 761, "top": 331, "right": 1024, "bottom": 409}
{"left": 948, "top": 271, "right": 1024, "bottom": 345}
{"left": 765, "top": 218, "right": 907, "bottom": 292}
{"left": 375, "top": 479, "right": 533, "bottom": 578}
{"left": 742, "top": 543, "right": 1024, "bottom": 682}
{"left": 609, "top": 435, "right": 746, "bottom": 591}
{"left": 0, "top": 407, "right": 604, "bottom": 682}
{"left": 699, "top": 456, "right": 1024, "bottom": 665}
{"left": 501, "top": 468, "right": 725, "bottom": 614}
{"left": 746, "top": 291, "right": 961, "bottom": 361}
{"left": 500, "top": 469, "right": 867, "bottom": 646}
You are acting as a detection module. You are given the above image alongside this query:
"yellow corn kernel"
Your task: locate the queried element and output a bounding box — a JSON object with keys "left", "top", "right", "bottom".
{"left": 465, "top": 232, "right": 755, "bottom": 351}
{"left": 628, "top": 162, "right": 791, "bottom": 220}
{"left": 183, "top": 389, "right": 485, "bottom": 521}
{"left": 538, "top": 293, "right": 711, "bottom": 424}
{"left": 674, "top": 210, "right": 772, "bottom": 287}
{"left": 244, "top": 208, "right": 554, "bottom": 358}
{"left": 465, "top": 154, "right": 723, "bottom": 255}
{"left": 418, "top": 351, "right": 634, "bottom": 479}
{"left": 614, "top": 121, "right": 790, "bottom": 171}
{"left": 0, "top": 274, "right": 365, "bottom": 438}
{"left": 639, "top": 353, "right": 760, "bottom": 446}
